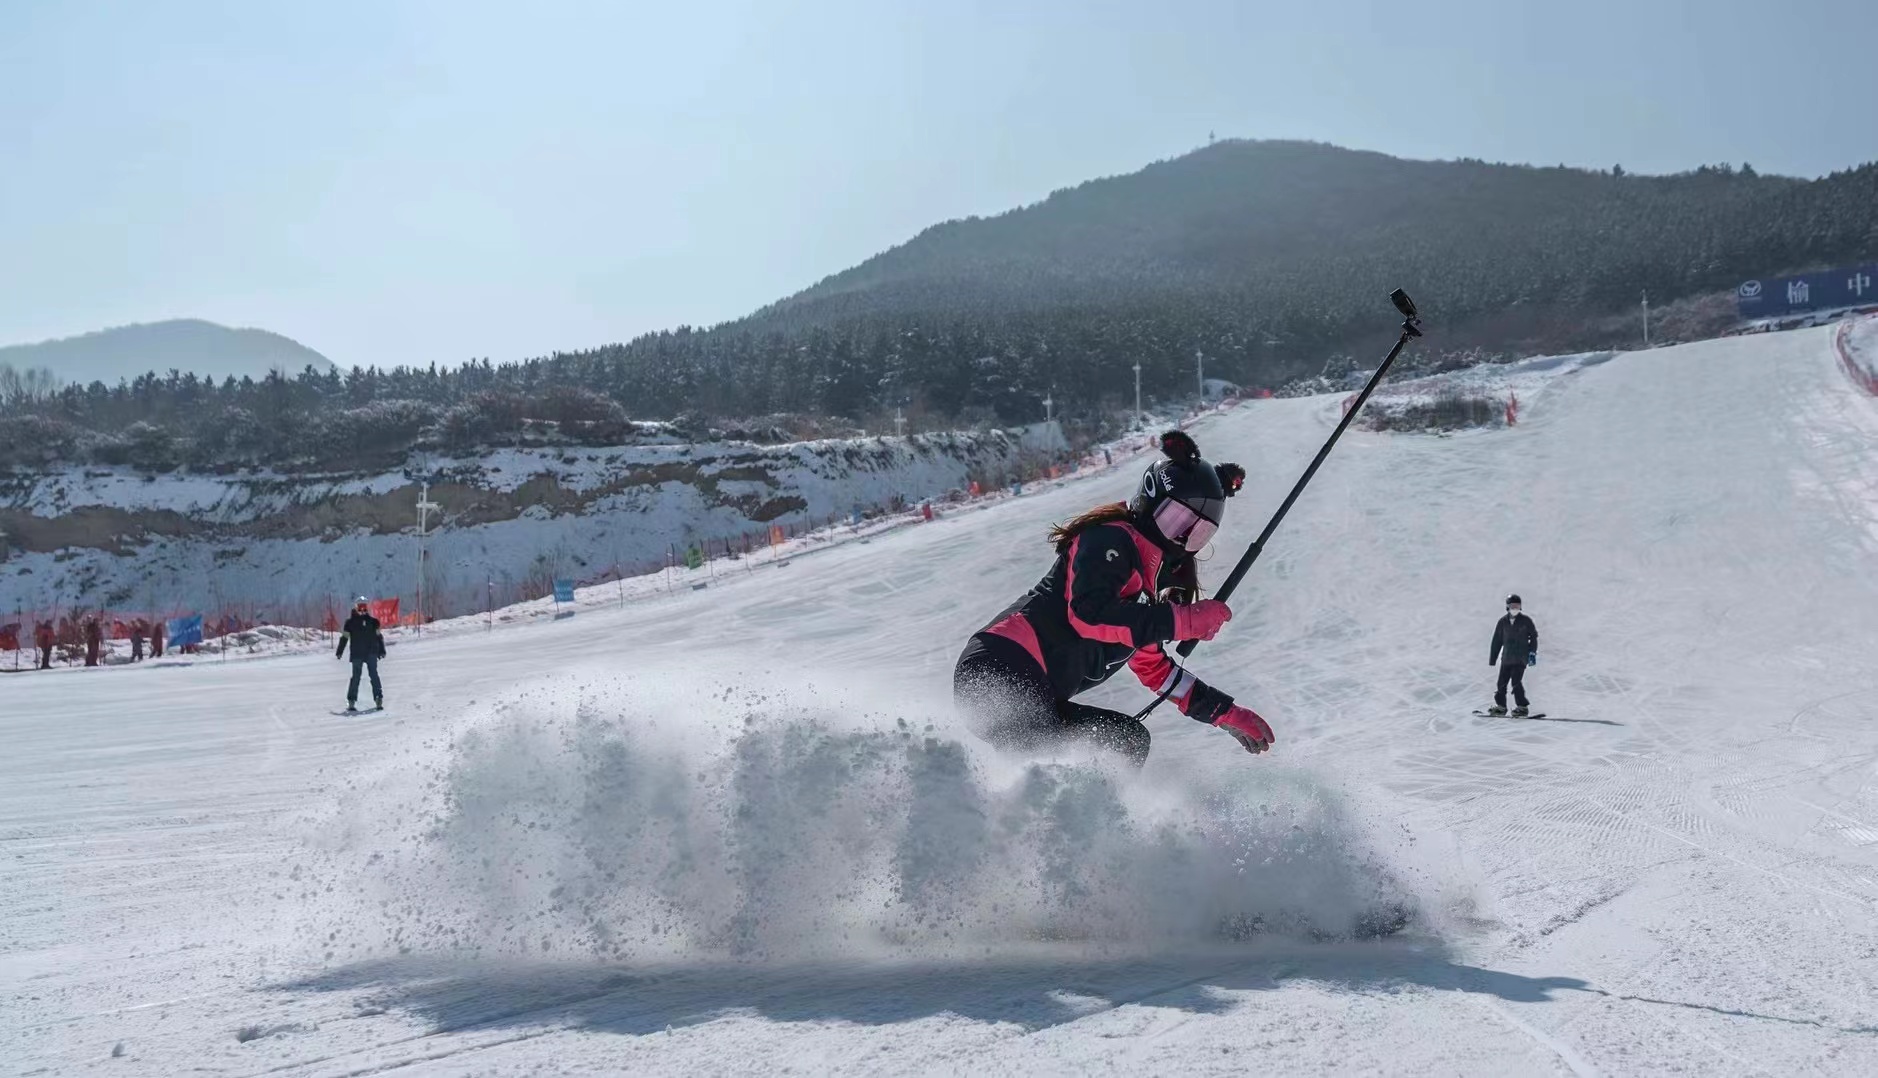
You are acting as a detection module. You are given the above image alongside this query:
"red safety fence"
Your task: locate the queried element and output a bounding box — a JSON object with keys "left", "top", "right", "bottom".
{"left": 1835, "top": 317, "right": 1878, "bottom": 396}
{"left": 0, "top": 599, "right": 351, "bottom": 666}
{"left": 0, "top": 607, "right": 189, "bottom": 668}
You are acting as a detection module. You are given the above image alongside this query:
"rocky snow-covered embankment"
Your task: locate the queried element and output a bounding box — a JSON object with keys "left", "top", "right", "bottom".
{"left": 0, "top": 428, "right": 1055, "bottom": 615}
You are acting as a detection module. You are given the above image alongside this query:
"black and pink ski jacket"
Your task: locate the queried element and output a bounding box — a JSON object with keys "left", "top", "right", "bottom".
{"left": 977, "top": 521, "right": 1199, "bottom": 704}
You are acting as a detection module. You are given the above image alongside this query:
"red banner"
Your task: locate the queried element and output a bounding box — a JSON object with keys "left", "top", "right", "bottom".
{"left": 0, "top": 624, "right": 18, "bottom": 651}
{"left": 369, "top": 598, "right": 400, "bottom": 624}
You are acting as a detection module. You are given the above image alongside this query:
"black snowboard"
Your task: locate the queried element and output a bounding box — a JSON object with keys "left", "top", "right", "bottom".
{"left": 1473, "top": 710, "right": 1547, "bottom": 719}
{"left": 331, "top": 706, "right": 384, "bottom": 716}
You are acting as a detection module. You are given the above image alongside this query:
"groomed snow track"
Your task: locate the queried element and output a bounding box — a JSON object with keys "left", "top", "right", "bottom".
{"left": 6, "top": 323, "right": 1878, "bottom": 1075}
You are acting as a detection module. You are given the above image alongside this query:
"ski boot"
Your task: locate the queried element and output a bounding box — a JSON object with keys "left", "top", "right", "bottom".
{"left": 345, "top": 700, "right": 358, "bottom": 714}
{"left": 1486, "top": 705, "right": 1508, "bottom": 716}
{"left": 1511, "top": 706, "right": 1529, "bottom": 718}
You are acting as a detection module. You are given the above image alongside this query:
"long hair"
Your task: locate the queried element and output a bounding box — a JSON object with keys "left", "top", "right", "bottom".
{"left": 1048, "top": 502, "right": 1133, "bottom": 555}
{"left": 1046, "top": 502, "right": 1207, "bottom": 598}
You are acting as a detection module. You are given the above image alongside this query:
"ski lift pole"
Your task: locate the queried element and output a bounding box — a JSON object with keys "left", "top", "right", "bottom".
{"left": 1134, "top": 289, "right": 1422, "bottom": 720}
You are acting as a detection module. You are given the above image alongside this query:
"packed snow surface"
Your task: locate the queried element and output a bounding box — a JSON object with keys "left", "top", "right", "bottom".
{"left": 7, "top": 327, "right": 1878, "bottom": 1074}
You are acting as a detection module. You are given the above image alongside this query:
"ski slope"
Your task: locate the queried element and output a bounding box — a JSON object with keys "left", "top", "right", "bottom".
{"left": 7, "top": 325, "right": 1878, "bottom": 1075}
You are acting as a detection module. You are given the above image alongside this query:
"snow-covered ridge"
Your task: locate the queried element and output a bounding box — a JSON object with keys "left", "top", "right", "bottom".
{"left": 4, "top": 430, "right": 1036, "bottom": 521}
{"left": 0, "top": 427, "right": 1059, "bottom": 614}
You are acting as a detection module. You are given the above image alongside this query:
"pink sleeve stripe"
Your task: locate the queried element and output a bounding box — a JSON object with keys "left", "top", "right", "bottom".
{"left": 1129, "top": 644, "right": 1195, "bottom": 700}
{"left": 1064, "top": 536, "right": 1140, "bottom": 645}
{"left": 1128, "top": 643, "right": 1172, "bottom": 687}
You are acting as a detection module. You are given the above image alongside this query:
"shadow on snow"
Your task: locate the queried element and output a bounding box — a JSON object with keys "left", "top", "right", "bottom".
{"left": 273, "top": 943, "right": 1592, "bottom": 1039}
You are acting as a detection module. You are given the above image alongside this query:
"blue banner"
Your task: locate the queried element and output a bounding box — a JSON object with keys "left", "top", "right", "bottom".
{"left": 1736, "top": 264, "right": 1878, "bottom": 319}
{"left": 167, "top": 614, "right": 204, "bottom": 649}
{"left": 552, "top": 578, "right": 575, "bottom": 604}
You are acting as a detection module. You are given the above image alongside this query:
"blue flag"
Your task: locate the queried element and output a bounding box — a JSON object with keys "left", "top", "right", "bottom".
{"left": 552, "top": 578, "right": 575, "bottom": 604}
{"left": 167, "top": 614, "right": 204, "bottom": 648}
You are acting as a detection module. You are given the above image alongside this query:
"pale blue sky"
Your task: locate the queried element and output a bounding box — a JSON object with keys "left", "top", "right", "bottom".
{"left": 2, "top": 0, "right": 1873, "bottom": 369}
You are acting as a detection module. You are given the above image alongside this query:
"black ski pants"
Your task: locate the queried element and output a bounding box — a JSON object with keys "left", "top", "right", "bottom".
{"left": 1495, "top": 662, "right": 1529, "bottom": 709}
{"left": 953, "top": 632, "right": 1150, "bottom": 766}
{"left": 348, "top": 656, "right": 383, "bottom": 704}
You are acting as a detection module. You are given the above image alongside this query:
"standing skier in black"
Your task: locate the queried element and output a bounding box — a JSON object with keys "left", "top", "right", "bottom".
{"left": 335, "top": 596, "right": 386, "bottom": 712}
{"left": 1488, "top": 593, "right": 1538, "bottom": 716}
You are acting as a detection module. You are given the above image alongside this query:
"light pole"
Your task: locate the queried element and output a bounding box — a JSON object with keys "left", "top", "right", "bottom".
{"left": 894, "top": 407, "right": 907, "bottom": 437}
{"left": 1642, "top": 290, "right": 1651, "bottom": 347}
{"left": 1042, "top": 393, "right": 1053, "bottom": 423}
{"left": 416, "top": 482, "right": 440, "bottom": 630}
{"left": 1132, "top": 362, "right": 1142, "bottom": 428}
{"left": 1196, "top": 349, "right": 1205, "bottom": 401}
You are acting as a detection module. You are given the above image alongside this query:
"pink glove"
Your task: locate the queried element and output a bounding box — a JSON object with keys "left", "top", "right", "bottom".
{"left": 1171, "top": 599, "right": 1232, "bottom": 642}
{"left": 1215, "top": 705, "right": 1274, "bottom": 754}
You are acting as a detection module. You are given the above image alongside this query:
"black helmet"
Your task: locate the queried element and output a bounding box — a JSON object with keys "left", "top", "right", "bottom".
{"left": 1505, "top": 594, "right": 1522, "bottom": 606}
{"left": 1130, "top": 430, "right": 1245, "bottom": 554}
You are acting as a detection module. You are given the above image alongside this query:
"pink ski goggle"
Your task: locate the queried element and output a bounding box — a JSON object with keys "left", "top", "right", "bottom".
{"left": 1153, "top": 498, "right": 1221, "bottom": 552}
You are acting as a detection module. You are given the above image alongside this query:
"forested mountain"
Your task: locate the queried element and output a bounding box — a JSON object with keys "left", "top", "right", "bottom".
{"left": 7, "top": 140, "right": 1877, "bottom": 474}
{"left": 761, "top": 140, "right": 1856, "bottom": 333}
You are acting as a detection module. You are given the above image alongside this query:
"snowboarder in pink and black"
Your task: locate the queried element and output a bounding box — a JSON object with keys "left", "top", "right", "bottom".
{"left": 953, "top": 430, "right": 1274, "bottom": 765}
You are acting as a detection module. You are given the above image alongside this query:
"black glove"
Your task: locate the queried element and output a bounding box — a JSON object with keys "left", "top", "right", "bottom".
{"left": 1181, "top": 680, "right": 1235, "bottom": 724}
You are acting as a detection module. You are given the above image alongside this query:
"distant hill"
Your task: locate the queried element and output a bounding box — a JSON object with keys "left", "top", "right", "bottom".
{"left": 749, "top": 139, "right": 1868, "bottom": 345}
{"left": 521, "top": 139, "right": 1878, "bottom": 422}
{"left": 0, "top": 320, "right": 337, "bottom": 387}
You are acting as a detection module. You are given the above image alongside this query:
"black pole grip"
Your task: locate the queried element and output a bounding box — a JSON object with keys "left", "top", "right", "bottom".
{"left": 1127, "top": 293, "right": 1421, "bottom": 722}
{"left": 1172, "top": 323, "right": 1415, "bottom": 657}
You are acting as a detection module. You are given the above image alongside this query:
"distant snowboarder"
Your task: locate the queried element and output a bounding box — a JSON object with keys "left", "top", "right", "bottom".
{"left": 129, "top": 619, "right": 146, "bottom": 662}
{"left": 34, "top": 621, "right": 54, "bottom": 669}
{"left": 83, "top": 617, "right": 102, "bottom": 667}
{"left": 1488, "top": 594, "right": 1539, "bottom": 716}
{"left": 335, "top": 597, "right": 386, "bottom": 712}
{"left": 953, "top": 430, "right": 1272, "bottom": 765}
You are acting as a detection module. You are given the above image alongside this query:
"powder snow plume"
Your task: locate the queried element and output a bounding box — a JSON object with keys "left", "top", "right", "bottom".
{"left": 291, "top": 671, "right": 1424, "bottom": 964}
